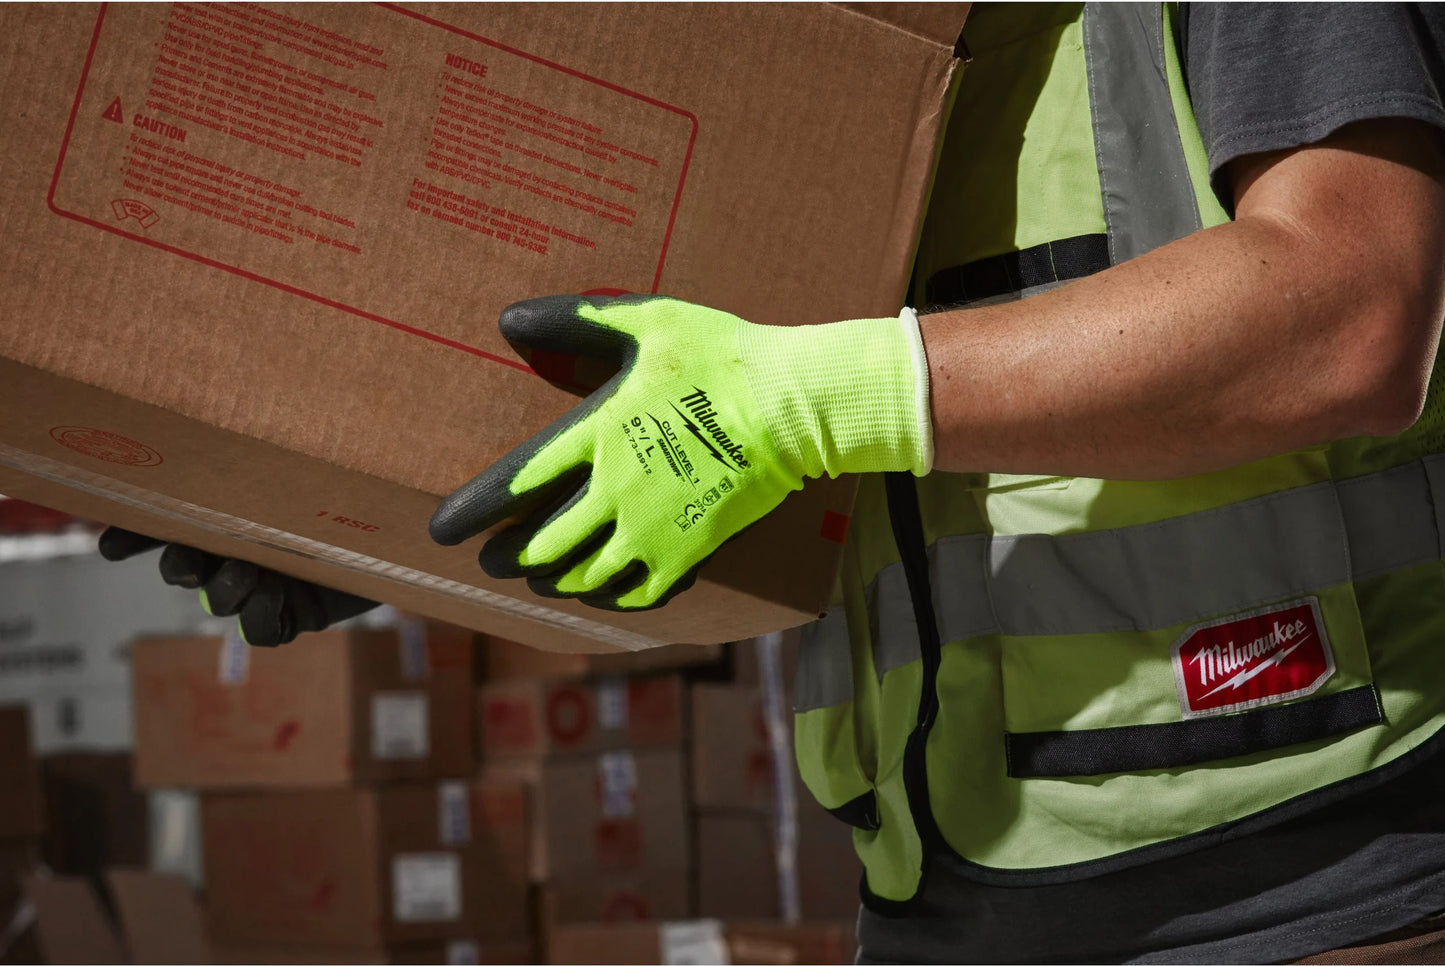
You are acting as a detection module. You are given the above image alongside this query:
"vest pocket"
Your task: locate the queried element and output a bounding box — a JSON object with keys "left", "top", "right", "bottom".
{"left": 1005, "top": 683, "right": 1382, "bottom": 778}
{"left": 1000, "top": 587, "right": 1379, "bottom": 777}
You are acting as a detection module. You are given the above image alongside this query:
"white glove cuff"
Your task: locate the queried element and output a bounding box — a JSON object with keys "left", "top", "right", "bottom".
{"left": 899, "top": 306, "right": 935, "bottom": 475}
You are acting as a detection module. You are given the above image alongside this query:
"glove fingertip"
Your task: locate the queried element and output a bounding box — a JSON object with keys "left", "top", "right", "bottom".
{"left": 97, "top": 527, "right": 164, "bottom": 561}
{"left": 429, "top": 482, "right": 509, "bottom": 546}
{"left": 498, "top": 294, "right": 590, "bottom": 343}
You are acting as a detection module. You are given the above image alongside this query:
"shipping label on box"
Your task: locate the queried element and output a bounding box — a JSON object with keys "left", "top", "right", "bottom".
{"left": 391, "top": 853, "right": 462, "bottom": 924}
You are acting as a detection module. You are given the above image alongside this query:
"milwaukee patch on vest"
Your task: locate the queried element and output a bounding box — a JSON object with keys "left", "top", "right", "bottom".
{"left": 1171, "top": 598, "right": 1335, "bottom": 718}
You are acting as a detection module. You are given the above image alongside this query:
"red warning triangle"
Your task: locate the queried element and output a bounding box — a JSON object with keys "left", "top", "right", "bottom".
{"left": 102, "top": 97, "right": 123, "bottom": 124}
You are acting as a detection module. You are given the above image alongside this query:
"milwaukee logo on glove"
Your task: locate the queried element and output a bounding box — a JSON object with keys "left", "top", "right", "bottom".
{"left": 1171, "top": 598, "right": 1334, "bottom": 717}
{"left": 673, "top": 387, "right": 751, "bottom": 470}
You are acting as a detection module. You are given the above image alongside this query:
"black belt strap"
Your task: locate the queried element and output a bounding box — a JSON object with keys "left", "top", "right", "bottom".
{"left": 925, "top": 233, "right": 1110, "bottom": 307}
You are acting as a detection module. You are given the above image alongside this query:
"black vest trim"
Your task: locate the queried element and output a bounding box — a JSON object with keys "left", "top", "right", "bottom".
{"left": 924, "top": 233, "right": 1110, "bottom": 307}
{"left": 828, "top": 790, "right": 883, "bottom": 831}
{"left": 1005, "top": 685, "right": 1384, "bottom": 779}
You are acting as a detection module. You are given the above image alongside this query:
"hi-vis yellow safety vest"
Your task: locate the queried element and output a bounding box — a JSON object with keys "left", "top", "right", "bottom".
{"left": 793, "top": 2, "right": 1445, "bottom": 908}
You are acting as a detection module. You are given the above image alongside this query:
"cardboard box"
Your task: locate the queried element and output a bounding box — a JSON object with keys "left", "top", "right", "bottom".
{"left": 696, "top": 811, "right": 778, "bottom": 920}
{"left": 40, "top": 752, "right": 150, "bottom": 874}
{"left": 0, "top": 2, "right": 969, "bottom": 652}
{"left": 694, "top": 807, "right": 863, "bottom": 922}
{"left": 726, "top": 921, "right": 857, "bottom": 966}
{"left": 478, "top": 673, "right": 685, "bottom": 761}
{"left": 545, "top": 919, "right": 856, "bottom": 965}
{"left": 108, "top": 868, "right": 212, "bottom": 965}
{"left": 0, "top": 707, "right": 43, "bottom": 839}
{"left": 481, "top": 634, "right": 722, "bottom": 681}
{"left": 691, "top": 684, "right": 773, "bottom": 811}
{"left": 203, "top": 780, "right": 531, "bottom": 948}
{"left": 212, "top": 939, "right": 536, "bottom": 965}
{"left": 795, "top": 804, "right": 864, "bottom": 921}
{"left": 132, "top": 625, "right": 473, "bottom": 788}
{"left": 24, "top": 875, "right": 128, "bottom": 966}
{"left": 538, "top": 748, "right": 692, "bottom": 922}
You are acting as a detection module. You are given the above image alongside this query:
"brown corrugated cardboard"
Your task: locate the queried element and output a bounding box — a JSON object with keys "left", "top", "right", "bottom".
{"left": 107, "top": 869, "right": 212, "bottom": 966}
{"left": 694, "top": 806, "right": 864, "bottom": 922}
{"left": 478, "top": 673, "right": 685, "bottom": 760}
{"left": 795, "top": 803, "right": 865, "bottom": 921}
{"left": 726, "top": 921, "right": 857, "bottom": 966}
{"left": 0, "top": 2, "right": 969, "bottom": 653}
{"left": 132, "top": 625, "right": 472, "bottom": 788}
{"left": 691, "top": 684, "right": 773, "bottom": 811}
{"left": 0, "top": 708, "right": 42, "bottom": 839}
{"left": 24, "top": 875, "right": 128, "bottom": 966}
{"left": 203, "top": 779, "right": 531, "bottom": 948}
{"left": 545, "top": 919, "right": 856, "bottom": 965}
{"left": 481, "top": 634, "right": 722, "bottom": 681}
{"left": 212, "top": 939, "right": 537, "bottom": 965}
{"left": 696, "top": 811, "right": 778, "bottom": 920}
{"left": 40, "top": 752, "right": 149, "bottom": 874}
{"left": 538, "top": 748, "right": 692, "bottom": 922}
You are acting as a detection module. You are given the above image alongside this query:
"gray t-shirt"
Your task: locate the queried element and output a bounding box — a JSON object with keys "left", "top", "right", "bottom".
{"left": 858, "top": 4, "right": 1445, "bottom": 963}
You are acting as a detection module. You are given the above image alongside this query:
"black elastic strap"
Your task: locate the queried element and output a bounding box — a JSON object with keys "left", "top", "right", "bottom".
{"left": 925, "top": 233, "right": 1110, "bottom": 307}
{"left": 1006, "top": 685, "right": 1384, "bottom": 779}
{"left": 828, "top": 790, "right": 882, "bottom": 831}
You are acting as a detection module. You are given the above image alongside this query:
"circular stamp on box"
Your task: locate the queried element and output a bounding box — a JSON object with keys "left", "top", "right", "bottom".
{"left": 49, "top": 426, "right": 163, "bottom": 467}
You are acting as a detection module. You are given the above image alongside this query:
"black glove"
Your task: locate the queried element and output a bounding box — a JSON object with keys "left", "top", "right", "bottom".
{"left": 97, "top": 527, "right": 379, "bottom": 647}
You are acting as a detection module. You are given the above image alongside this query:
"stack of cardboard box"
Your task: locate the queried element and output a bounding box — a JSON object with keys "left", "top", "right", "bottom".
{"left": 691, "top": 638, "right": 863, "bottom": 926}
{"left": 475, "top": 636, "right": 717, "bottom": 932}
{"left": 132, "top": 621, "right": 533, "bottom": 963}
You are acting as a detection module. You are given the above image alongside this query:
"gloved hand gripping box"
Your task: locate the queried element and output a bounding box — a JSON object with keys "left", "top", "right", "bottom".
{"left": 0, "top": 3, "right": 970, "bottom": 652}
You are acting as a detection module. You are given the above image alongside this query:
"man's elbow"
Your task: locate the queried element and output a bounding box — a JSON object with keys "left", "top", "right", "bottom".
{"left": 1334, "top": 297, "right": 1441, "bottom": 438}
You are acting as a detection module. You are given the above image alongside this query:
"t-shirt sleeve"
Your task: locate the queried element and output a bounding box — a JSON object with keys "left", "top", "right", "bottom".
{"left": 1181, "top": 2, "right": 1445, "bottom": 206}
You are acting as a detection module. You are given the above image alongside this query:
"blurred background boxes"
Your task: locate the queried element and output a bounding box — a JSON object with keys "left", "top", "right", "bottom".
{"left": 132, "top": 625, "right": 474, "bottom": 788}
{"left": 201, "top": 781, "right": 528, "bottom": 948}
{"left": 477, "top": 674, "right": 686, "bottom": 761}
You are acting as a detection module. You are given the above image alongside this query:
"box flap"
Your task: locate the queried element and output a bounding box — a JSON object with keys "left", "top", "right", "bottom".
{"left": 106, "top": 869, "right": 211, "bottom": 966}
{"left": 24, "top": 875, "right": 128, "bottom": 965}
{"left": 837, "top": 2, "right": 971, "bottom": 48}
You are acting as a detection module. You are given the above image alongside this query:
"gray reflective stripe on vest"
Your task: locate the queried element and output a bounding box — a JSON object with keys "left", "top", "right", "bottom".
{"left": 795, "top": 607, "right": 853, "bottom": 713}
{"left": 1083, "top": 2, "right": 1202, "bottom": 263}
{"left": 861, "top": 454, "right": 1445, "bottom": 679}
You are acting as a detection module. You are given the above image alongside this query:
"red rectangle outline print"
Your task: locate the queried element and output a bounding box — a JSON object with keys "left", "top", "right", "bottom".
{"left": 47, "top": 3, "right": 699, "bottom": 373}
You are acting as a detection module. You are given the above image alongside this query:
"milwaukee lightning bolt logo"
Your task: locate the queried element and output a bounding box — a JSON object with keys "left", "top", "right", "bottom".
{"left": 1171, "top": 598, "right": 1335, "bottom": 718}
{"left": 671, "top": 387, "right": 750, "bottom": 472}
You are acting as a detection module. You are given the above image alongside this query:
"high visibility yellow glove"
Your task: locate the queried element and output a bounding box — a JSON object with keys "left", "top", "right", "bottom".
{"left": 429, "top": 294, "right": 933, "bottom": 610}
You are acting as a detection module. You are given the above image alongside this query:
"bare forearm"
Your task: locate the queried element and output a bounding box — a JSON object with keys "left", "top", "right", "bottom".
{"left": 922, "top": 120, "right": 1445, "bottom": 480}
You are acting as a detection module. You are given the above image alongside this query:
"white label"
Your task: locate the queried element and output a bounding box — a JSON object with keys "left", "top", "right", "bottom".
{"left": 661, "top": 920, "right": 730, "bottom": 966}
{"left": 597, "top": 750, "right": 638, "bottom": 819}
{"left": 216, "top": 626, "right": 250, "bottom": 685}
{"left": 371, "top": 691, "right": 430, "bottom": 760}
{"left": 597, "top": 675, "right": 628, "bottom": 731}
{"left": 438, "top": 780, "right": 471, "bottom": 846}
{"left": 392, "top": 853, "right": 462, "bottom": 923}
{"left": 445, "top": 940, "right": 479, "bottom": 965}
{"left": 397, "top": 615, "right": 431, "bottom": 682}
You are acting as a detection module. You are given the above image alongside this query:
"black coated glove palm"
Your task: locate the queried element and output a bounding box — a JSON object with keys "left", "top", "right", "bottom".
{"left": 97, "top": 527, "right": 379, "bottom": 647}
